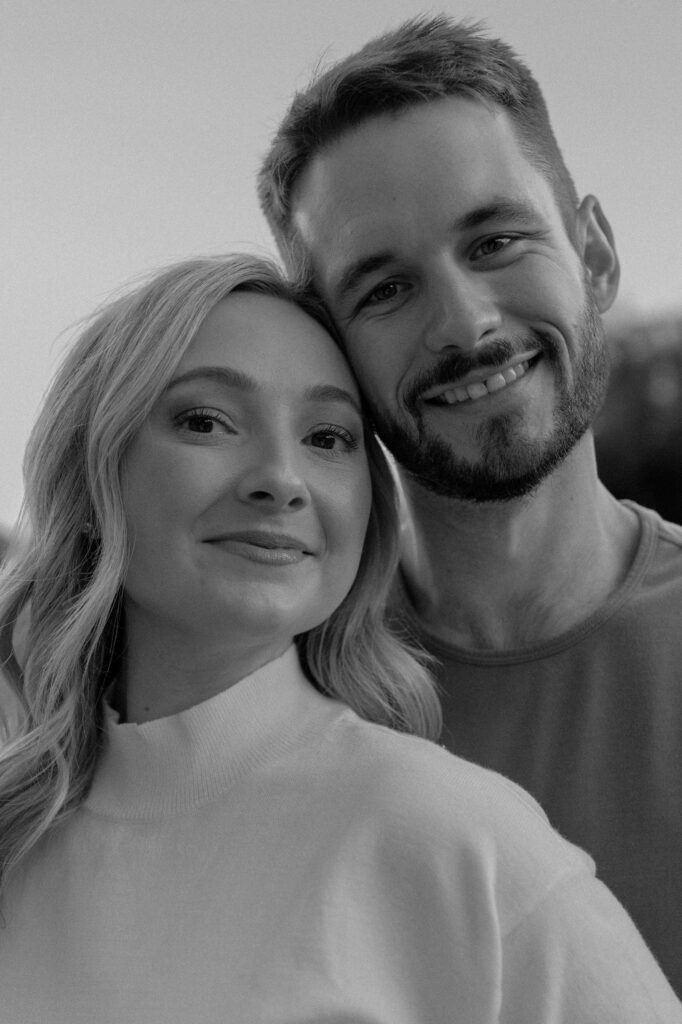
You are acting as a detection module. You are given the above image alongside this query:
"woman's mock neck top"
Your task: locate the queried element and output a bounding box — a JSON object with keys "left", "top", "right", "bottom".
{"left": 85, "top": 644, "right": 334, "bottom": 819}
{"left": 5, "top": 639, "right": 679, "bottom": 1022}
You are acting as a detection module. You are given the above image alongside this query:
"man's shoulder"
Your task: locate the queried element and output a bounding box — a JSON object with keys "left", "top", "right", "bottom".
{"left": 625, "top": 501, "right": 682, "bottom": 600}
{"left": 627, "top": 500, "right": 682, "bottom": 553}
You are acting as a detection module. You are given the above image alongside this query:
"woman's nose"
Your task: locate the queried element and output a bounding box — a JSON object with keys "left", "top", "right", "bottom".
{"left": 235, "top": 447, "right": 311, "bottom": 512}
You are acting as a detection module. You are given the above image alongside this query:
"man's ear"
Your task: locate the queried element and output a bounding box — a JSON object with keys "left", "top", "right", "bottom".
{"left": 575, "top": 195, "right": 620, "bottom": 313}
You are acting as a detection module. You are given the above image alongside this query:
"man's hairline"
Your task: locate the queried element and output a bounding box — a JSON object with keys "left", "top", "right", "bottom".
{"left": 282, "top": 96, "right": 582, "bottom": 289}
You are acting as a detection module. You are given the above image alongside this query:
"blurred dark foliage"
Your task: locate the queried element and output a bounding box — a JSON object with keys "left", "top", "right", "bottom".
{"left": 596, "top": 311, "right": 682, "bottom": 525}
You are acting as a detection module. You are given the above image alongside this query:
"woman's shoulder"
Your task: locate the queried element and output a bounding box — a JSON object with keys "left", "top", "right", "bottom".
{"left": 323, "top": 706, "right": 541, "bottom": 818}
{"left": 313, "top": 704, "right": 594, "bottom": 890}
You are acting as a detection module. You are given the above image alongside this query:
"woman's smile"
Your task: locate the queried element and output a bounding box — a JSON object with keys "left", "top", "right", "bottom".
{"left": 207, "top": 529, "right": 314, "bottom": 565}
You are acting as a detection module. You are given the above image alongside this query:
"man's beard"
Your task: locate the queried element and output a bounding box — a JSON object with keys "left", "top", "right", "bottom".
{"left": 368, "top": 297, "right": 609, "bottom": 503}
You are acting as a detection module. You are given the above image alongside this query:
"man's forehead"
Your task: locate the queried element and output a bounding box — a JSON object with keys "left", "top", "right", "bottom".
{"left": 292, "top": 97, "right": 546, "bottom": 221}
{"left": 292, "top": 95, "right": 516, "bottom": 201}
{"left": 291, "top": 102, "right": 558, "bottom": 302}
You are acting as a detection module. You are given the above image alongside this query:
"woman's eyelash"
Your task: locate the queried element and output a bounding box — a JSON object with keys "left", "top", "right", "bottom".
{"left": 172, "top": 411, "right": 359, "bottom": 450}
{"left": 174, "top": 407, "right": 233, "bottom": 433}
{"left": 310, "top": 424, "right": 359, "bottom": 451}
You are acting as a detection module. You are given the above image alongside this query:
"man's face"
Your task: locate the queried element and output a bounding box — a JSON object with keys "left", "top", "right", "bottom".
{"left": 291, "top": 96, "right": 616, "bottom": 501}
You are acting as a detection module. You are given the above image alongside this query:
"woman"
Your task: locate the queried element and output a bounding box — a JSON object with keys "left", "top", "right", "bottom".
{"left": 0, "top": 256, "right": 678, "bottom": 1022}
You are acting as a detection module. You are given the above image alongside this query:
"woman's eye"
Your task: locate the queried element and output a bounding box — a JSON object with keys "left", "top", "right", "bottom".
{"left": 307, "top": 425, "right": 359, "bottom": 453}
{"left": 175, "top": 408, "right": 233, "bottom": 435}
{"left": 186, "top": 416, "right": 215, "bottom": 434}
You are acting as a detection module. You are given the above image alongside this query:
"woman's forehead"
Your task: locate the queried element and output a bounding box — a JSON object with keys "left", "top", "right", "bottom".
{"left": 176, "top": 292, "right": 360, "bottom": 401}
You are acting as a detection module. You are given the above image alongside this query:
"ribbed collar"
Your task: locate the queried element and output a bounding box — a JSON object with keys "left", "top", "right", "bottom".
{"left": 84, "top": 645, "right": 333, "bottom": 820}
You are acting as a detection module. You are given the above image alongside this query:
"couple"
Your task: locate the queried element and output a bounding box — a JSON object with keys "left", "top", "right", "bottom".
{"left": 1, "top": 16, "right": 680, "bottom": 1021}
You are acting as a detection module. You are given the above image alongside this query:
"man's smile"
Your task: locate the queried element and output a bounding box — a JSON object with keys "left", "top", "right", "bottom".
{"left": 419, "top": 352, "right": 543, "bottom": 407}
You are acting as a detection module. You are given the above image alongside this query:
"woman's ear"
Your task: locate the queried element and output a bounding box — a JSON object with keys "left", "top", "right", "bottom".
{"left": 575, "top": 195, "right": 620, "bottom": 313}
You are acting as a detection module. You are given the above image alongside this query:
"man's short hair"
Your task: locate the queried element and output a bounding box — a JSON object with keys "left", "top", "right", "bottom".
{"left": 258, "top": 15, "right": 580, "bottom": 272}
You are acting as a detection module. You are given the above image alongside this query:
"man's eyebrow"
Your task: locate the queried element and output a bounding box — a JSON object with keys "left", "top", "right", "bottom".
{"left": 331, "top": 199, "right": 541, "bottom": 305}
{"left": 455, "top": 199, "right": 541, "bottom": 232}
{"left": 165, "top": 368, "right": 362, "bottom": 415}
{"left": 164, "top": 366, "right": 257, "bottom": 393}
{"left": 332, "top": 251, "right": 396, "bottom": 306}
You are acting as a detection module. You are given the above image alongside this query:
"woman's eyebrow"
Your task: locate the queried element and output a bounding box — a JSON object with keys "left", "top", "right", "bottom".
{"left": 304, "top": 384, "right": 363, "bottom": 416}
{"left": 164, "top": 366, "right": 257, "bottom": 394}
{"left": 165, "top": 367, "right": 362, "bottom": 415}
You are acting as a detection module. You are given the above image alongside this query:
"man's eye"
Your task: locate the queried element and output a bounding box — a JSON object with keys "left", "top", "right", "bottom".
{"left": 474, "top": 236, "right": 513, "bottom": 259}
{"left": 364, "top": 280, "right": 407, "bottom": 306}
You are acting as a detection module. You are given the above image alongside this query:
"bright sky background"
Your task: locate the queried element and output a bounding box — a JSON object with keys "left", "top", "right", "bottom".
{"left": 2, "top": 0, "right": 681, "bottom": 528}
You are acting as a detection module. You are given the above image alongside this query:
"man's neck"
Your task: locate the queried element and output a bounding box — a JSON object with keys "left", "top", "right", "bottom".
{"left": 398, "top": 438, "right": 640, "bottom": 651}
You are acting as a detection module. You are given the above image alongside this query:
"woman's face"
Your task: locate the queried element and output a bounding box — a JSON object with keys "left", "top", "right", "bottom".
{"left": 121, "top": 293, "right": 372, "bottom": 652}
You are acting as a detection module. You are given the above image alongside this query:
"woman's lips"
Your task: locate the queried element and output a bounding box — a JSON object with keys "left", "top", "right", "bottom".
{"left": 206, "top": 530, "right": 313, "bottom": 565}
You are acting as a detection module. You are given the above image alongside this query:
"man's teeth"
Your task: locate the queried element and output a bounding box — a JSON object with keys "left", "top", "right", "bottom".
{"left": 438, "top": 360, "right": 529, "bottom": 405}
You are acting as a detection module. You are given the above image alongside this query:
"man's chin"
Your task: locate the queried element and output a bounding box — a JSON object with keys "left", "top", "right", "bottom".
{"left": 406, "top": 463, "right": 550, "bottom": 503}
{"left": 379, "top": 422, "right": 584, "bottom": 504}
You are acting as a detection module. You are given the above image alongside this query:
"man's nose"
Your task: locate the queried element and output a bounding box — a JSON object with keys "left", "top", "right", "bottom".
{"left": 235, "top": 443, "right": 311, "bottom": 512}
{"left": 422, "top": 265, "right": 502, "bottom": 354}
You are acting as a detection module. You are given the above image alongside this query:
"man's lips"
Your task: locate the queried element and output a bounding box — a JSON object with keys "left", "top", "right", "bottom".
{"left": 419, "top": 351, "right": 542, "bottom": 406}
{"left": 206, "top": 530, "right": 314, "bottom": 565}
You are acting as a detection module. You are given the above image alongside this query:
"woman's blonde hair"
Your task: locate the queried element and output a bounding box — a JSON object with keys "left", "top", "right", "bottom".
{"left": 0, "top": 254, "right": 440, "bottom": 898}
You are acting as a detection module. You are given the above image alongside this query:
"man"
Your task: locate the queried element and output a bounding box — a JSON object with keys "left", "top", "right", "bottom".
{"left": 257, "top": 15, "right": 682, "bottom": 993}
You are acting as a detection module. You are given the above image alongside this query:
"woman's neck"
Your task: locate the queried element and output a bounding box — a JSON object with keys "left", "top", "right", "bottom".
{"left": 113, "top": 614, "right": 293, "bottom": 724}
